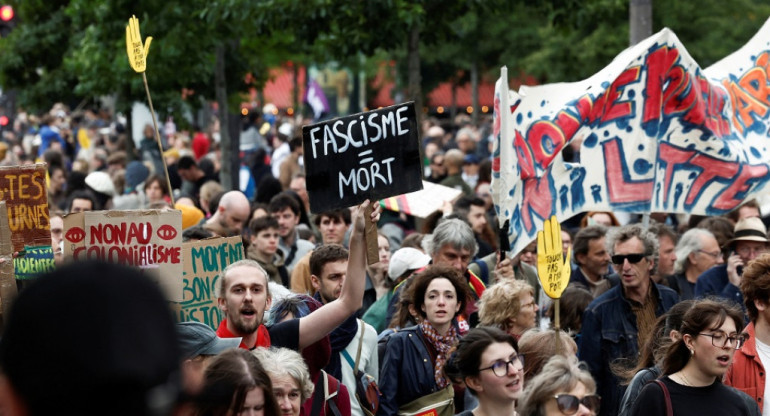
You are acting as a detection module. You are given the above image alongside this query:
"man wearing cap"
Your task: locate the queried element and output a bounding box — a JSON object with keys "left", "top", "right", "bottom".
{"left": 695, "top": 217, "right": 770, "bottom": 307}
{"left": 216, "top": 200, "right": 377, "bottom": 354}
{"left": 176, "top": 322, "right": 241, "bottom": 396}
{"left": 362, "top": 247, "right": 431, "bottom": 333}
{"left": 84, "top": 170, "right": 116, "bottom": 209}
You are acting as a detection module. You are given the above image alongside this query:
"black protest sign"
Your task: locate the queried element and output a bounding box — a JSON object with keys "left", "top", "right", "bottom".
{"left": 302, "top": 102, "right": 423, "bottom": 213}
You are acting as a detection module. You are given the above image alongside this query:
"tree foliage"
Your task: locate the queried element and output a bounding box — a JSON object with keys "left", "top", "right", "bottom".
{"left": 0, "top": 0, "right": 769, "bottom": 115}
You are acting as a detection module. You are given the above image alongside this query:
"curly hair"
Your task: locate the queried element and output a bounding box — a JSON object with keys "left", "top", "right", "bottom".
{"left": 742, "top": 253, "right": 770, "bottom": 322}
{"left": 477, "top": 279, "right": 534, "bottom": 332}
{"left": 407, "top": 264, "right": 470, "bottom": 321}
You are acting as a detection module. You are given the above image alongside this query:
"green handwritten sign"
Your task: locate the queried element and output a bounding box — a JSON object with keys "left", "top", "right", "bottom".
{"left": 174, "top": 236, "right": 244, "bottom": 329}
{"left": 14, "top": 245, "right": 55, "bottom": 280}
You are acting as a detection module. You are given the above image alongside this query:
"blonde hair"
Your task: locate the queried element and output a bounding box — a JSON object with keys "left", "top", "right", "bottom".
{"left": 517, "top": 328, "right": 577, "bottom": 382}
{"left": 478, "top": 279, "right": 534, "bottom": 331}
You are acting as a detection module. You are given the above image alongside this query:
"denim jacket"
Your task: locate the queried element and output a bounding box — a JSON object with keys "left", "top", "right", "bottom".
{"left": 578, "top": 283, "right": 679, "bottom": 416}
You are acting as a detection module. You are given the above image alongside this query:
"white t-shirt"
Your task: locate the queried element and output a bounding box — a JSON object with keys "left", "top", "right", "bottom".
{"left": 754, "top": 337, "right": 770, "bottom": 416}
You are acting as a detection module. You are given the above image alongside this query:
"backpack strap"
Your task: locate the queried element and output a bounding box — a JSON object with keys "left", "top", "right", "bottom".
{"left": 654, "top": 380, "right": 673, "bottom": 416}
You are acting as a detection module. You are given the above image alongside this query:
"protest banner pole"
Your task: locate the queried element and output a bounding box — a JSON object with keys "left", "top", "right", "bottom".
{"left": 364, "top": 202, "right": 379, "bottom": 265}
{"left": 537, "top": 216, "right": 571, "bottom": 356}
{"left": 142, "top": 72, "right": 175, "bottom": 206}
{"left": 126, "top": 15, "right": 174, "bottom": 206}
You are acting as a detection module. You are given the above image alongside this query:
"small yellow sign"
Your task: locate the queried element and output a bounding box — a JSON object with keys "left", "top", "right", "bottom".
{"left": 125, "top": 15, "right": 152, "bottom": 73}
{"left": 537, "top": 215, "right": 571, "bottom": 299}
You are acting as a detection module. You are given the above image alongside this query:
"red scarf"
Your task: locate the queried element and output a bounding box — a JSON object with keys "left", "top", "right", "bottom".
{"left": 419, "top": 320, "right": 458, "bottom": 389}
{"left": 216, "top": 319, "right": 271, "bottom": 350}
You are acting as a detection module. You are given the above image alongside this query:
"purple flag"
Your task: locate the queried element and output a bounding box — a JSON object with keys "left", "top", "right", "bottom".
{"left": 304, "top": 79, "right": 330, "bottom": 120}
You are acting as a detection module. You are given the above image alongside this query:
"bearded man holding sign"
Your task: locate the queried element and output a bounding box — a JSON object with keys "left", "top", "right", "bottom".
{"left": 577, "top": 225, "right": 679, "bottom": 416}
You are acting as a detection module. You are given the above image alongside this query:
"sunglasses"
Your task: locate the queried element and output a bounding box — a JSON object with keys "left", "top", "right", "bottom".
{"left": 610, "top": 253, "right": 646, "bottom": 265}
{"left": 554, "top": 394, "right": 601, "bottom": 415}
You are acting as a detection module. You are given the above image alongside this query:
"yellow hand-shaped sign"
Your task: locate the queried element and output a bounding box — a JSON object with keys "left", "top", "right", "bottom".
{"left": 126, "top": 15, "right": 152, "bottom": 73}
{"left": 537, "top": 216, "right": 571, "bottom": 299}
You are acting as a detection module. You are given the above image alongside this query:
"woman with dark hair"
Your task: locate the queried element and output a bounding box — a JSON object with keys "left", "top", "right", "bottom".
{"left": 196, "top": 348, "right": 281, "bottom": 416}
{"left": 630, "top": 299, "right": 754, "bottom": 416}
{"left": 144, "top": 173, "right": 170, "bottom": 207}
{"left": 616, "top": 300, "right": 694, "bottom": 416}
{"left": 445, "top": 327, "right": 524, "bottom": 416}
{"left": 379, "top": 264, "right": 471, "bottom": 415}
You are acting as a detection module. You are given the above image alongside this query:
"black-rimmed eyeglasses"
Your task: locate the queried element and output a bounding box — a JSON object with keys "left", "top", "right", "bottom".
{"left": 698, "top": 332, "right": 747, "bottom": 349}
{"left": 478, "top": 354, "right": 525, "bottom": 377}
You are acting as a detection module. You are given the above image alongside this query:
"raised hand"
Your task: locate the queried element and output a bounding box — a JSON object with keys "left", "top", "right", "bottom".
{"left": 125, "top": 15, "right": 152, "bottom": 73}
{"left": 537, "top": 215, "right": 572, "bottom": 299}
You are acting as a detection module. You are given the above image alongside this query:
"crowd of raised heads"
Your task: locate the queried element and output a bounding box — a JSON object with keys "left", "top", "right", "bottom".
{"left": 2, "top": 104, "right": 770, "bottom": 415}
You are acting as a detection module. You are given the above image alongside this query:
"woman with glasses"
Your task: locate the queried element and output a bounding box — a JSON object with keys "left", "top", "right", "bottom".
{"left": 630, "top": 298, "right": 754, "bottom": 415}
{"left": 518, "top": 355, "right": 600, "bottom": 416}
{"left": 379, "top": 265, "right": 471, "bottom": 415}
{"left": 478, "top": 279, "right": 537, "bottom": 341}
{"left": 445, "top": 327, "right": 525, "bottom": 416}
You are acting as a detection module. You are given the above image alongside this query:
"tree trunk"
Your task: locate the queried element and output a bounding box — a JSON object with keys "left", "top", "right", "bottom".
{"left": 215, "top": 44, "right": 234, "bottom": 191}
{"left": 407, "top": 25, "right": 422, "bottom": 126}
{"left": 450, "top": 82, "right": 457, "bottom": 119}
{"left": 629, "top": 0, "right": 652, "bottom": 46}
{"left": 292, "top": 64, "right": 299, "bottom": 113}
{"left": 471, "top": 61, "right": 479, "bottom": 125}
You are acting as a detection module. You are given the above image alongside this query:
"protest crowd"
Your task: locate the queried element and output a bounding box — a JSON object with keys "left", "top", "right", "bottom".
{"left": 0, "top": 87, "right": 769, "bottom": 416}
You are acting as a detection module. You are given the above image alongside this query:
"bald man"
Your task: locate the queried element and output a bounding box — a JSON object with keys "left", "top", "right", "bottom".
{"left": 204, "top": 190, "right": 250, "bottom": 237}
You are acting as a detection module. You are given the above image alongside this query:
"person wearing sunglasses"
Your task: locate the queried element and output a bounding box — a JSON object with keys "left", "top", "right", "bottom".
{"left": 578, "top": 225, "right": 679, "bottom": 416}
{"left": 518, "top": 355, "right": 600, "bottom": 415}
{"left": 630, "top": 299, "right": 756, "bottom": 416}
{"left": 445, "top": 327, "right": 524, "bottom": 416}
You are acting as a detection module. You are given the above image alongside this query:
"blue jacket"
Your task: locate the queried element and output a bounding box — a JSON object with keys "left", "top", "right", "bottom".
{"left": 694, "top": 264, "right": 744, "bottom": 307}
{"left": 578, "top": 283, "right": 679, "bottom": 416}
{"left": 378, "top": 325, "right": 440, "bottom": 415}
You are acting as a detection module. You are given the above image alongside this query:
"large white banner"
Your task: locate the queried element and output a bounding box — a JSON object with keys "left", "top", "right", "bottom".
{"left": 493, "top": 18, "right": 770, "bottom": 255}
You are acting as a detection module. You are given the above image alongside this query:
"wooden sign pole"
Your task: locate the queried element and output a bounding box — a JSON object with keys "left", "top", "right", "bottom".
{"left": 364, "top": 203, "right": 379, "bottom": 265}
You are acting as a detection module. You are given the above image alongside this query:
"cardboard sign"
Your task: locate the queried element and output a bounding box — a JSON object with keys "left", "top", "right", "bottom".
{"left": 380, "top": 181, "right": 464, "bottom": 218}
{"left": 62, "top": 210, "right": 183, "bottom": 301}
{"left": 14, "top": 245, "right": 55, "bottom": 280}
{"left": 492, "top": 18, "right": 770, "bottom": 254}
{"left": 0, "top": 202, "right": 16, "bottom": 320}
{"left": 0, "top": 164, "right": 51, "bottom": 253}
{"left": 302, "top": 102, "right": 423, "bottom": 213}
{"left": 174, "top": 236, "right": 244, "bottom": 329}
